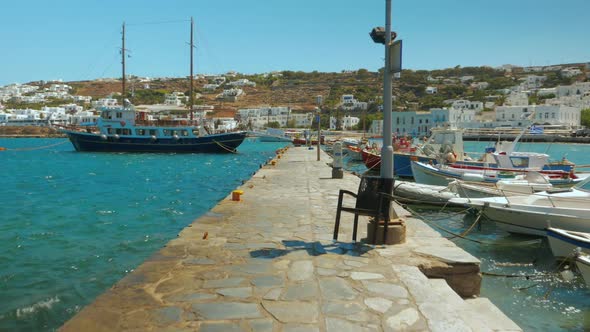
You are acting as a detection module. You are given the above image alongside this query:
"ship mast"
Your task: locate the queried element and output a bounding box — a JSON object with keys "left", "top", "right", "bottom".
{"left": 121, "top": 22, "right": 126, "bottom": 107}
{"left": 189, "top": 17, "right": 194, "bottom": 121}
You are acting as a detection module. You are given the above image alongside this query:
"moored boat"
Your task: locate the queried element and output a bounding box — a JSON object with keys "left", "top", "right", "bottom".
{"left": 63, "top": 20, "right": 247, "bottom": 154}
{"left": 575, "top": 254, "right": 590, "bottom": 287}
{"left": 547, "top": 227, "right": 590, "bottom": 258}
{"left": 450, "top": 178, "right": 590, "bottom": 236}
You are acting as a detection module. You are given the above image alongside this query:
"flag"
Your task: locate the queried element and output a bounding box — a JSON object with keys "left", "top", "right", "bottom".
{"left": 529, "top": 125, "right": 544, "bottom": 134}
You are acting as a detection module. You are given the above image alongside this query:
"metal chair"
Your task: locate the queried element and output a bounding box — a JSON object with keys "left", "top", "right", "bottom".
{"left": 333, "top": 176, "right": 395, "bottom": 244}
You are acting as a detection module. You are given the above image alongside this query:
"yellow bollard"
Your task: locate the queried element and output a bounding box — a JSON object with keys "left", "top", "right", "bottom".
{"left": 231, "top": 190, "right": 244, "bottom": 201}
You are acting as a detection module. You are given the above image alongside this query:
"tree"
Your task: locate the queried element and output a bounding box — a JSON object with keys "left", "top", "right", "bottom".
{"left": 581, "top": 109, "right": 590, "bottom": 127}
{"left": 266, "top": 121, "right": 281, "bottom": 128}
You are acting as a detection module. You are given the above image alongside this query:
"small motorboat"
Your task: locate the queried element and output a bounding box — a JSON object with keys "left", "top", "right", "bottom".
{"left": 547, "top": 227, "right": 590, "bottom": 258}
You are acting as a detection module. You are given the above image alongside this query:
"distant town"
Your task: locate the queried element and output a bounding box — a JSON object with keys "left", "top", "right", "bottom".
{"left": 1, "top": 62, "right": 589, "bottom": 137}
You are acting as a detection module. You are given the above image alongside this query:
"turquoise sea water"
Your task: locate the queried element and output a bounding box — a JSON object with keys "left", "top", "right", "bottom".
{"left": 344, "top": 141, "right": 590, "bottom": 331}
{"left": 0, "top": 137, "right": 287, "bottom": 331}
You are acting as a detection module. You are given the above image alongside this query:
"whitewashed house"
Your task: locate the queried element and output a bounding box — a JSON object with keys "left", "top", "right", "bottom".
{"left": 164, "top": 92, "right": 187, "bottom": 106}
{"left": 561, "top": 67, "right": 583, "bottom": 78}
{"left": 496, "top": 105, "right": 580, "bottom": 127}
{"left": 425, "top": 86, "right": 438, "bottom": 95}
{"left": 227, "top": 79, "right": 256, "bottom": 87}
{"left": 451, "top": 100, "right": 483, "bottom": 111}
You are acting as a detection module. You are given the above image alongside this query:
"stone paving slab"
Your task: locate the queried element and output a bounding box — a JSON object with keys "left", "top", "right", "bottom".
{"left": 60, "top": 146, "right": 521, "bottom": 332}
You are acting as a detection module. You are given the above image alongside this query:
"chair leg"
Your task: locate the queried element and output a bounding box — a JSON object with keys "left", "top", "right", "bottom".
{"left": 333, "top": 192, "right": 344, "bottom": 240}
{"left": 371, "top": 219, "right": 378, "bottom": 244}
{"left": 382, "top": 218, "right": 389, "bottom": 244}
{"left": 352, "top": 214, "right": 359, "bottom": 242}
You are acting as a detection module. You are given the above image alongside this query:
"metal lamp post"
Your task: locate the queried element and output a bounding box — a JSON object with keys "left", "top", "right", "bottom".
{"left": 381, "top": 0, "right": 394, "bottom": 179}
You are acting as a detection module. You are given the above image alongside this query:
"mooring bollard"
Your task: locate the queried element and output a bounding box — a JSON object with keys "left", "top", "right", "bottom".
{"left": 332, "top": 142, "right": 344, "bottom": 179}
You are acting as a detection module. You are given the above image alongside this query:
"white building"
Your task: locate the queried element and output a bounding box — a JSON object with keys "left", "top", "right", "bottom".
{"left": 561, "top": 67, "right": 583, "bottom": 78}
{"left": 523, "top": 75, "right": 546, "bottom": 89}
{"left": 505, "top": 92, "right": 529, "bottom": 106}
{"left": 164, "top": 91, "right": 187, "bottom": 106}
{"left": 495, "top": 105, "right": 580, "bottom": 127}
{"left": 237, "top": 106, "right": 294, "bottom": 129}
{"left": 471, "top": 82, "right": 489, "bottom": 90}
{"left": 212, "top": 117, "right": 238, "bottom": 132}
{"left": 340, "top": 94, "right": 368, "bottom": 111}
{"left": 460, "top": 75, "right": 474, "bottom": 83}
{"left": 227, "top": 79, "right": 256, "bottom": 87}
{"left": 425, "top": 86, "right": 438, "bottom": 94}
{"left": 373, "top": 108, "right": 476, "bottom": 137}
{"left": 556, "top": 82, "right": 590, "bottom": 98}
{"left": 451, "top": 100, "right": 483, "bottom": 111}
{"left": 73, "top": 95, "right": 92, "bottom": 103}
{"left": 330, "top": 115, "right": 360, "bottom": 130}
{"left": 203, "top": 84, "right": 219, "bottom": 92}
{"left": 217, "top": 88, "right": 243, "bottom": 102}
{"left": 92, "top": 98, "right": 118, "bottom": 108}
{"left": 70, "top": 111, "right": 99, "bottom": 125}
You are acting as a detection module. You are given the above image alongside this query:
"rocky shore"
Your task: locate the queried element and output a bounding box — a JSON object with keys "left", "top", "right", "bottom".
{"left": 0, "top": 126, "right": 66, "bottom": 138}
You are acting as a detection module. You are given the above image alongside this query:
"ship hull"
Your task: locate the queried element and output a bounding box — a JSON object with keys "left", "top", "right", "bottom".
{"left": 64, "top": 131, "right": 247, "bottom": 153}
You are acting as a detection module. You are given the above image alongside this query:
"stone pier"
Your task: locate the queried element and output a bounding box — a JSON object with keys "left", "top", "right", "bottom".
{"left": 60, "top": 146, "right": 521, "bottom": 332}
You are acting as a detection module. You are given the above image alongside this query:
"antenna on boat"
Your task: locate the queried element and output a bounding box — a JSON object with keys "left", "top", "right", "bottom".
{"left": 189, "top": 17, "right": 195, "bottom": 122}
{"left": 121, "top": 22, "right": 127, "bottom": 107}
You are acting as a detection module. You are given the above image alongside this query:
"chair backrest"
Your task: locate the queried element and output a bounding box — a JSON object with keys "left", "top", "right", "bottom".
{"left": 355, "top": 176, "right": 394, "bottom": 219}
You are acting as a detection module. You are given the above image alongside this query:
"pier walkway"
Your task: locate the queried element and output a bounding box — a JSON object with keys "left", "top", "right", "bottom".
{"left": 61, "top": 146, "right": 521, "bottom": 332}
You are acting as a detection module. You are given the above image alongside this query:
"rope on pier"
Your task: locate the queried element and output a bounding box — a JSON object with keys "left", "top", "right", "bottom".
{"left": 212, "top": 140, "right": 238, "bottom": 154}
{"left": 0, "top": 140, "right": 69, "bottom": 151}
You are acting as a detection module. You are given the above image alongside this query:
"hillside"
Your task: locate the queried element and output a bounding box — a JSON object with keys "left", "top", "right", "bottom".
{"left": 37, "top": 63, "right": 588, "bottom": 119}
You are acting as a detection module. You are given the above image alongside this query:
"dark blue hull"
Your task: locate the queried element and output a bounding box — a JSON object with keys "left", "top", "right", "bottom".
{"left": 65, "top": 131, "right": 247, "bottom": 153}
{"left": 393, "top": 153, "right": 437, "bottom": 177}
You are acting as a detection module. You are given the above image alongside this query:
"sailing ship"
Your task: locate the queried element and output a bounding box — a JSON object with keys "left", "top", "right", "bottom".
{"left": 63, "top": 19, "right": 247, "bottom": 153}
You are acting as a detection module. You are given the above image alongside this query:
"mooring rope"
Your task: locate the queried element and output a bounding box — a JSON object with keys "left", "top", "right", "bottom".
{"left": 212, "top": 140, "right": 238, "bottom": 154}
{"left": 403, "top": 204, "right": 542, "bottom": 246}
{"left": 0, "top": 140, "right": 69, "bottom": 151}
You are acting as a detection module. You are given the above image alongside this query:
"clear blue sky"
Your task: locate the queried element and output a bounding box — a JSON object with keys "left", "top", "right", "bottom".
{"left": 2, "top": 0, "right": 588, "bottom": 85}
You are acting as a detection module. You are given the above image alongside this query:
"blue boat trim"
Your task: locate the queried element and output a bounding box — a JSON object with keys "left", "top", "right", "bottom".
{"left": 547, "top": 229, "right": 590, "bottom": 250}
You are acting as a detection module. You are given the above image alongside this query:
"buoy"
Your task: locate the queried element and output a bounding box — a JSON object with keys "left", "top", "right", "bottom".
{"left": 150, "top": 135, "right": 157, "bottom": 141}
{"left": 100, "top": 134, "right": 107, "bottom": 141}
{"left": 113, "top": 134, "right": 120, "bottom": 140}
{"left": 173, "top": 134, "right": 179, "bottom": 140}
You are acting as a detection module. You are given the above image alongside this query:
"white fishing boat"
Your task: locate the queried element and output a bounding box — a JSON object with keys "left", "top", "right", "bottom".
{"left": 575, "top": 254, "right": 590, "bottom": 287}
{"left": 449, "top": 178, "right": 590, "bottom": 236}
{"left": 256, "top": 128, "right": 293, "bottom": 142}
{"left": 447, "top": 172, "right": 554, "bottom": 199}
{"left": 547, "top": 227, "right": 590, "bottom": 258}
{"left": 411, "top": 159, "right": 581, "bottom": 187}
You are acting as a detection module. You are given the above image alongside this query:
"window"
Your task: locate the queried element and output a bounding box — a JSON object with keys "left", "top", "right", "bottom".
{"left": 181, "top": 130, "right": 189, "bottom": 136}
{"left": 136, "top": 129, "right": 146, "bottom": 135}
{"left": 116, "top": 112, "right": 122, "bottom": 118}
{"left": 149, "top": 129, "right": 157, "bottom": 136}
{"left": 510, "top": 157, "right": 529, "bottom": 168}
{"left": 425, "top": 119, "right": 429, "bottom": 124}
{"left": 396, "top": 118, "right": 400, "bottom": 125}
{"left": 163, "top": 129, "right": 170, "bottom": 136}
